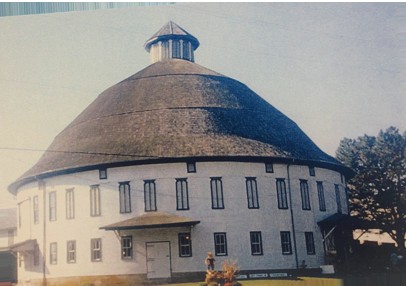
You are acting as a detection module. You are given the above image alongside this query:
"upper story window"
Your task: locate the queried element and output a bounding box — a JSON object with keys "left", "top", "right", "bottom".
{"left": 182, "top": 41, "right": 191, "bottom": 60}
{"left": 66, "top": 188, "right": 75, "bottom": 220}
{"left": 317, "top": 181, "right": 326, "bottom": 212}
{"left": 265, "top": 162, "right": 274, "bottom": 173}
{"left": 187, "top": 162, "right": 196, "bottom": 173}
{"left": 335, "top": 184, "right": 342, "bottom": 213}
{"left": 176, "top": 178, "right": 189, "bottom": 210}
{"left": 144, "top": 180, "right": 157, "bottom": 212}
{"left": 121, "top": 236, "right": 133, "bottom": 260}
{"left": 309, "top": 166, "right": 315, "bottom": 177}
{"left": 276, "top": 178, "right": 288, "bottom": 209}
{"left": 300, "top": 180, "right": 311, "bottom": 210}
{"left": 210, "top": 177, "right": 224, "bottom": 209}
{"left": 33, "top": 195, "right": 39, "bottom": 225}
{"left": 49, "top": 191, "right": 57, "bottom": 221}
{"left": 90, "top": 185, "right": 101, "bottom": 217}
{"left": 214, "top": 232, "right": 228, "bottom": 256}
{"left": 178, "top": 233, "right": 192, "bottom": 257}
{"left": 99, "top": 168, "right": 107, "bottom": 180}
{"left": 119, "top": 182, "right": 131, "bottom": 214}
{"left": 246, "top": 177, "right": 259, "bottom": 209}
{"left": 250, "top": 231, "right": 263, "bottom": 256}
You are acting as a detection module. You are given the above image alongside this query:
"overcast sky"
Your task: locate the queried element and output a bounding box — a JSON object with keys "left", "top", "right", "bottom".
{"left": 0, "top": 3, "right": 404, "bottom": 208}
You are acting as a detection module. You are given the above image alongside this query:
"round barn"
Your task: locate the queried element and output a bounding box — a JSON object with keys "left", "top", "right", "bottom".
{"left": 9, "top": 21, "right": 349, "bottom": 285}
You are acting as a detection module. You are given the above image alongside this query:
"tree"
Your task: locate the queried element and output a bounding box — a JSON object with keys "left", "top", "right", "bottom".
{"left": 336, "top": 127, "right": 406, "bottom": 251}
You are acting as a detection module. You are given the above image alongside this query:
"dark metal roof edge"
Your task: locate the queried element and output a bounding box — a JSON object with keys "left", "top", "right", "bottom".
{"left": 100, "top": 220, "right": 201, "bottom": 231}
{"left": 8, "top": 155, "right": 352, "bottom": 194}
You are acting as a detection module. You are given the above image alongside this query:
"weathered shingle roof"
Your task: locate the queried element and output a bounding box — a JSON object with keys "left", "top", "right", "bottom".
{"left": 10, "top": 59, "right": 345, "bottom": 191}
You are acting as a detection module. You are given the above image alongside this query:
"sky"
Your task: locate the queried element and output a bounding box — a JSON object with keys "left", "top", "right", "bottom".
{"left": 0, "top": 3, "right": 404, "bottom": 208}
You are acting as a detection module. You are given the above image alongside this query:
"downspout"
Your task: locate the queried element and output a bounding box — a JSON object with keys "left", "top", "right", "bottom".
{"left": 39, "top": 179, "right": 47, "bottom": 286}
{"left": 286, "top": 163, "right": 299, "bottom": 269}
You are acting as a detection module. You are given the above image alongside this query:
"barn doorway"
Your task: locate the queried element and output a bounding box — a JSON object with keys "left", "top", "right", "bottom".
{"left": 146, "top": 241, "right": 171, "bottom": 279}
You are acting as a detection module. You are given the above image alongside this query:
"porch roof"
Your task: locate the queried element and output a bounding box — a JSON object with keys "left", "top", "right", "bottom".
{"left": 100, "top": 212, "right": 200, "bottom": 230}
{"left": 317, "top": 213, "right": 377, "bottom": 230}
{"left": 8, "top": 239, "right": 37, "bottom": 253}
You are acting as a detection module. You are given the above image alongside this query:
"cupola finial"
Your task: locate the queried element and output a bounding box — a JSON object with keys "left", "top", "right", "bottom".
{"left": 144, "top": 21, "right": 200, "bottom": 63}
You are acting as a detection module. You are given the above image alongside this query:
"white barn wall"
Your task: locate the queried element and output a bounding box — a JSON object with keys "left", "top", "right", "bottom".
{"left": 15, "top": 161, "right": 346, "bottom": 284}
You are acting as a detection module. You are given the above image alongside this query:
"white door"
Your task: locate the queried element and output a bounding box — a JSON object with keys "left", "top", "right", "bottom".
{"left": 146, "top": 242, "right": 171, "bottom": 279}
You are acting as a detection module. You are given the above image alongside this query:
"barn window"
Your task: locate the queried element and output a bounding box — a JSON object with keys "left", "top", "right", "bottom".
{"left": 144, "top": 180, "right": 157, "bottom": 211}
{"left": 90, "top": 185, "right": 101, "bottom": 217}
{"left": 50, "top": 242, "right": 57, "bottom": 264}
{"left": 335, "top": 184, "right": 342, "bottom": 213}
{"left": 49, "top": 191, "right": 57, "bottom": 221}
{"left": 99, "top": 168, "right": 107, "bottom": 180}
{"left": 91, "top": 238, "right": 102, "bottom": 262}
{"left": 121, "top": 236, "right": 133, "bottom": 260}
{"left": 246, "top": 177, "right": 259, "bottom": 209}
{"left": 305, "top": 232, "right": 315, "bottom": 255}
{"left": 317, "top": 182, "right": 326, "bottom": 212}
{"left": 66, "top": 188, "right": 75, "bottom": 220}
{"left": 280, "top": 231, "right": 292, "bottom": 255}
{"left": 265, "top": 162, "right": 274, "bottom": 173}
{"left": 178, "top": 233, "right": 192, "bottom": 257}
{"left": 187, "top": 162, "right": 196, "bottom": 173}
{"left": 250, "top": 231, "right": 263, "bottom": 255}
{"left": 210, "top": 177, "right": 224, "bottom": 209}
{"left": 276, "top": 178, "right": 288, "bottom": 209}
{"left": 67, "top": 240, "right": 76, "bottom": 263}
{"left": 214, "top": 233, "right": 227, "bottom": 256}
{"left": 33, "top": 195, "right": 39, "bottom": 224}
{"left": 309, "top": 166, "right": 315, "bottom": 176}
{"left": 119, "top": 182, "right": 131, "bottom": 213}
{"left": 300, "top": 180, "right": 311, "bottom": 210}
{"left": 176, "top": 178, "right": 189, "bottom": 210}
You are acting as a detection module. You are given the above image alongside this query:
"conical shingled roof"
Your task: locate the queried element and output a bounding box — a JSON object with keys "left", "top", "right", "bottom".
{"left": 10, "top": 59, "right": 344, "bottom": 191}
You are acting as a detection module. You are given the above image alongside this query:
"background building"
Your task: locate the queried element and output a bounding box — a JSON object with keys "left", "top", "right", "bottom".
{"left": 8, "top": 21, "right": 349, "bottom": 285}
{"left": 0, "top": 208, "right": 17, "bottom": 284}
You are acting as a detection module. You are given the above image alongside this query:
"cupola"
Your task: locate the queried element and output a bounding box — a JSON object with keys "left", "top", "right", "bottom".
{"left": 144, "top": 21, "right": 200, "bottom": 63}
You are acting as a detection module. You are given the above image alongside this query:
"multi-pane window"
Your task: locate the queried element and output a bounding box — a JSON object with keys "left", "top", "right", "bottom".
{"left": 121, "top": 236, "right": 133, "bottom": 260}
{"left": 265, "top": 163, "right": 274, "bottom": 173}
{"left": 33, "top": 195, "right": 39, "bottom": 225}
{"left": 300, "top": 180, "right": 311, "bottom": 210}
{"left": 246, "top": 177, "right": 259, "bottom": 209}
{"left": 280, "top": 231, "right": 292, "bottom": 255}
{"left": 67, "top": 240, "right": 76, "bottom": 263}
{"left": 317, "top": 181, "right": 326, "bottom": 212}
{"left": 66, "top": 188, "right": 75, "bottom": 219}
{"left": 182, "top": 41, "right": 190, "bottom": 60}
{"left": 119, "top": 182, "right": 131, "bottom": 213}
{"left": 305, "top": 232, "right": 315, "bottom": 255}
{"left": 90, "top": 185, "right": 101, "bottom": 217}
{"left": 276, "top": 178, "right": 288, "bottom": 209}
{"left": 178, "top": 233, "right": 192, "bottom": 257}
{"left": 172, "top": 40, "right": 181, "bottom": 58}
{"left": 99, "top": 168, "right": 107, "bottom": 180}
{"left": 176, "top": 178, "right": 189, "bottom": 210}
{"left": 210, "top": 177, "right": 224, "bottom": 209}
{"left": 187, "top": 162, "right": 196, "bottom": 173}
{"left": 144, "top": 180, "right": 157, "bottom": 211}
{"left": 49, "top": 191, "right": 57, "bottom": 221}
{"left": 335, "top": 184, "right": 342, "bottom": 213}
{"left": 250, "top": 231, "right": 263, "bottom": 255}
{"left": 91, "top": 238, "right": 102, "bottom": 262}
{"left": 214, "top": 233, "right": 227, "bottom": 256}
{"left": 50, "top": 242, "right": 57, "bottom": 264}
{"left": 309, "top": 166, "right": 315, "bottom": 176}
